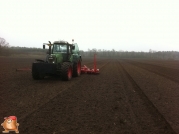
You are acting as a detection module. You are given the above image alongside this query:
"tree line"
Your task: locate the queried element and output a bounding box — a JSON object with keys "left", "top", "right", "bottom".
{"left": 80, "top": 49, "right": 179, "bottom": 60}
{"left": 1, "top": 47, "right": 178, "bottom": 60}
{"left": 0, "top": 37, "right": 46, "bottom": 56}
{"left": 0, "top": 37, "right": 178, "bottom": 59}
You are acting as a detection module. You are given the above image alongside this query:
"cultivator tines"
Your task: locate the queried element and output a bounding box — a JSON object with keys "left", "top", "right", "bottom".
{"left": 81, "top": 53, "right": 99, "bottom": 74}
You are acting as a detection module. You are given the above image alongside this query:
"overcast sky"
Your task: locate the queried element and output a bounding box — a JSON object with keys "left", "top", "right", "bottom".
{"left": 0, "top": 0, "right": 179, "bottom": 52}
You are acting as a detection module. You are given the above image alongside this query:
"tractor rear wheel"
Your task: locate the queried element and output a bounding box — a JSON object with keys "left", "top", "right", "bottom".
{"left": 73, "top": 61, "right": 81, "bottom": 77}
{"left": 61, "top": 62, "right": 72, "bottom": 81}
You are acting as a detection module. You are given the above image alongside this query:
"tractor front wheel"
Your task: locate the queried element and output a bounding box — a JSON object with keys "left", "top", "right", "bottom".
{"left": 61, "top": 62, "right": 72, "bottom": 81}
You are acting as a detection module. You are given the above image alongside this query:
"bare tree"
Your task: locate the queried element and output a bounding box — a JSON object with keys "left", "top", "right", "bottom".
{"left": 0, "top": 37, "right": 10, "bottom": 56}
{"left": 0, "top": 37, "right": 9, "bottom": 47}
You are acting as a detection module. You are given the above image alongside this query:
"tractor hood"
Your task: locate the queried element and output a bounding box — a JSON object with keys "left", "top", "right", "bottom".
{"left": 47, "top": 55, "right": 56, "bottom": 64}
{"left": 49, "top": 53, "right": 64, "bottom": 64}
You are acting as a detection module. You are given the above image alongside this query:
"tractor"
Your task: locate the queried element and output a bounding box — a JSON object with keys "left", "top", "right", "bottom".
{"left": 32, "top": 40, "right": 82, "bottom": 81}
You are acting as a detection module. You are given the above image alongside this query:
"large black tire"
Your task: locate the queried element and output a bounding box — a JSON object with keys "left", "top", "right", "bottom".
{"left": 73, "top": 60, "right": 81, "bottom": 77}
{"left": 61, "top": 62, "right": 72, "bottom": 81}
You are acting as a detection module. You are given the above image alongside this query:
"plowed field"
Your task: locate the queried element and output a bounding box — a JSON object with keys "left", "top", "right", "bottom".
{"left": 0, "top": 57, "right": 179, "bottom": 134}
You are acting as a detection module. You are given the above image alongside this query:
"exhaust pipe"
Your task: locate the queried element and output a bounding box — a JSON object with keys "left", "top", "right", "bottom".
{"left": 48, "top": 41, "right": 52, "bottom": 55}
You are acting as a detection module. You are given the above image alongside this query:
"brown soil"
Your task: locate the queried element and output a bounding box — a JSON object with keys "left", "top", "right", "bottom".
{"left": 0, "top": 57, "right": 178, "bottom": 134}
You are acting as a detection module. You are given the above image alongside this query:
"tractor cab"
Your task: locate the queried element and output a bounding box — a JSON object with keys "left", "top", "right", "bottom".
{"left": 43, "top": 41, "right": 75, "bottom": 64}
{"left": 53, "top": 44, "right": 67, "bottom": 53}
{"left": 52, "top": 41, "right": 74, "bottom": 54}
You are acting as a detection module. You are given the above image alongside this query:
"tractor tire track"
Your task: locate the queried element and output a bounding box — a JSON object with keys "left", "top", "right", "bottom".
{"left": 113, "top": 61, "right": 142, "bottom": 133}
{"left": 17, "top": 60, "right": 110, "bottom": 122}
{"left": 17, "top": 60, "right": 176, "bottom": 134}
{"left": 18, "top": 60, "right": 130, "bottom": 134}
{"left": 0, "top": 58, "right": 109, "bottom": 120}
{"left": 123, "top": 59, "right": 179, "bottom": 83}
{"left": 118, "top": 60, "right": 176, "bottom": 134}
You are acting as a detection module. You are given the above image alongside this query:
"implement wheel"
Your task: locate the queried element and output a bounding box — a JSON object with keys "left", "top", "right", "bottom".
{"left": 61, "top": 62, "right": 72, "bottom": 81}
{"left": 73, "top": 61, "right": 81, "bottom": 77}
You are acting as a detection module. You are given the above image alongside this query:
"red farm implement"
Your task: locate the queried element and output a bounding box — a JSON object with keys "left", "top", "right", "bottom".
{"left": 81, "top": 53, "right": 99, "bottom": 74}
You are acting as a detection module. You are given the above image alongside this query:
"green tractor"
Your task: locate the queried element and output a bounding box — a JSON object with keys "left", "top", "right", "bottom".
{"left": 32, "top": 40, "right": 82, "bottom": 81}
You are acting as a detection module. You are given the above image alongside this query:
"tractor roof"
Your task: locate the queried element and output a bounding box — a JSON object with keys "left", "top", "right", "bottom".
{"left": 53, "top": 41, "right": 73, "bottom": 46}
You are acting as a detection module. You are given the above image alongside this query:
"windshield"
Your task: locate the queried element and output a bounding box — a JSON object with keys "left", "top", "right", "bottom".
{"left": 53, "top": 44, "right": 67, "bottom": 53}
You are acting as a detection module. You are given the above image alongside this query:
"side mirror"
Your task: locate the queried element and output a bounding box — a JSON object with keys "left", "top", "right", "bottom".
{"left": 43, "top": 45, "right": 45, "bottom": 49}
